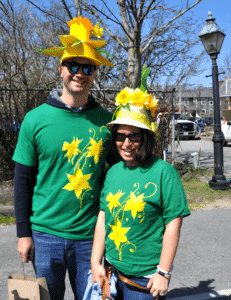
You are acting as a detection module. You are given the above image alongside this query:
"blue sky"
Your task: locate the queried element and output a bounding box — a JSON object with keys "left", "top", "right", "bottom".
{"left": 16, "top": 0, "right": 230, "bottom": 88}
{"left": 186, "top": 0, "right": 231, "bottom": 87}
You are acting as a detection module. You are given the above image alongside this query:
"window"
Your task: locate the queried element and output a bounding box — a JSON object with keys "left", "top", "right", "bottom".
{"left": 209, "top": 109, "right": 213, "bottom": 113}
{"left": 209, "top": 100, "right": 213, "bottom": 105}
{"left": 202, "top": 109, "right": 206, "bottom": 114}
{"left": 201, "top": 100, "right": 205, "bottom": 105}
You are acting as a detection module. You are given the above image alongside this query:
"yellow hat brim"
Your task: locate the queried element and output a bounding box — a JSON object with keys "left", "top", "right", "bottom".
{"left": 61, "top": 43, "right": 114, "bottom": 67}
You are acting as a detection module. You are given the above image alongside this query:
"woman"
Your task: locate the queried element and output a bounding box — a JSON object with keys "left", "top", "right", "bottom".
{"left": 91, "top": 69, "right": 190, "bottom": 299}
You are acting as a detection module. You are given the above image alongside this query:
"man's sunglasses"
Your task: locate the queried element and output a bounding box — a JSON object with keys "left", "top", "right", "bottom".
{"left": 115, "top": 132, "right": 142, "bottom": 143}
{"left": 62, "top": 62, "right": 96, "bottom": 76}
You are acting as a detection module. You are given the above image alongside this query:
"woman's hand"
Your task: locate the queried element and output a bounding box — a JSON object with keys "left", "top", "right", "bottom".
{"left": 147, "top": 273, "right": 169, "bottom": 298}
{"left": 91, "top": 264, "right": 109, "bottom": 284}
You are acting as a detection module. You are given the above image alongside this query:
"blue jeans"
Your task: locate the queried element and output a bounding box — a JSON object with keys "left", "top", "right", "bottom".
{"left": 114, "top": 270, "right": 167, "bottom": 300}
{"left": 32, "top": 230, "right": 92, "bottom": 300}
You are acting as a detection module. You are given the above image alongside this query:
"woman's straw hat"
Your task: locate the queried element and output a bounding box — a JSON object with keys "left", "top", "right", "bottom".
{"left": 35, "top": 17, "right": 114, "bottom": 67}
{"left": 107, "top": 65, "right": 159, "bottom": 132}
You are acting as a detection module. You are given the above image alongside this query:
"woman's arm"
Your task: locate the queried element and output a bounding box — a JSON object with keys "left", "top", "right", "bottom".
{"left": 91, "top": 210, "right": 109, "bottom": 284}
{"left": 147, "top": 216, "right": 183, "bottom": 297}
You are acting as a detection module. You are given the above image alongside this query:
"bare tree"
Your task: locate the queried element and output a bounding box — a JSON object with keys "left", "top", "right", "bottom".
{"left": 16, "top": 0, "right": 205, "bottom": 89}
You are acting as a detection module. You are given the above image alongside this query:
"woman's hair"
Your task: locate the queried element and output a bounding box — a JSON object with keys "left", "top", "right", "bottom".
{"left": 110, "top": 124, "right": 155, "bottom": 167}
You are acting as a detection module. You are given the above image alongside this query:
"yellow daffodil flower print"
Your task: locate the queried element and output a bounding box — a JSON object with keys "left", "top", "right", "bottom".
{"left": 106, "top": 190, "right": 124, "bottom": 215}
{"left": 62, "top": 138, "right": 82, "bottom": 164}
{"left": 87, "top": 138, "right": 103, "bottom": 164}
{"left": 124, "top": 192, "right": 146, "bottom": 220}
{"left": 109, "top": 218, "right": 130, "bottom": 249}
{"left": 63, "top": 169, "right": 92, "bottom": 198}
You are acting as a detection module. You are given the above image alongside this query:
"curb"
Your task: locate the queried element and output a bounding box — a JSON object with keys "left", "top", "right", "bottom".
{"left": 0, "top": 205, "right": 15, "bottom": 217}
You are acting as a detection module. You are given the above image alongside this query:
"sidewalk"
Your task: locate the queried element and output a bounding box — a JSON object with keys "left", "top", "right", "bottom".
{"left": 1, "top": 208, "right": 231, "bottom": 299}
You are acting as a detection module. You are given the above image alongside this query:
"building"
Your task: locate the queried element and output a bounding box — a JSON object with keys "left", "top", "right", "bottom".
{"left": 219, "top": 75, "right": 231, "bottom": 110}
{"left": 175, "top": 84, "right": 229, "bottom": 117}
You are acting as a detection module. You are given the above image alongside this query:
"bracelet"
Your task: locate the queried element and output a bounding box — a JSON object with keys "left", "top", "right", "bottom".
{"left": 156, "top": 265, "right": 171, "bottom": 280}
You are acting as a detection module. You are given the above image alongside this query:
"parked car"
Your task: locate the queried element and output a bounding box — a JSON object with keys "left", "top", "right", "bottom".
{"left": 170, "top": 115, "right": 197, "bottom": 139}
{"left": 221, "top": 119, "right": 231, "bottom": 146}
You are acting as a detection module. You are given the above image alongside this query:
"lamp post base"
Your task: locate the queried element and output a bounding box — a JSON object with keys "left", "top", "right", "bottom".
{"left": 209, "top": 175, "right": 231, "bottom": 190}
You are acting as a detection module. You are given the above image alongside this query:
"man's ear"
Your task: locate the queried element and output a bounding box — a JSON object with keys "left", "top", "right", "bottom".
{"left": 58, "top": 65, "right": 63, "bottom": 77}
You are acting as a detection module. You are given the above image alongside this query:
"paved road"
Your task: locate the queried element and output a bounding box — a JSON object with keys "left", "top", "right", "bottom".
{"left": 1, "top": 208, "right": 231, "bottom": 300}
{"left": 168, "top": 138, "right": 231, "bottom": 177}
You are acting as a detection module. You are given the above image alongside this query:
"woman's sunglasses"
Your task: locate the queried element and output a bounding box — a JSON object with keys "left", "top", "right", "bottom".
{"left": 62, "top": 62, "right": 96, "bottom": 76}
{"left": 115, "top": 132, "right": 142, "bottom": 143}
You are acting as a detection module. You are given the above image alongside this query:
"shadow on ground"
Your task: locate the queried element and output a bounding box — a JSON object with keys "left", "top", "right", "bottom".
{"left": 167, "top": 279, "right": 231, "bottom": 299}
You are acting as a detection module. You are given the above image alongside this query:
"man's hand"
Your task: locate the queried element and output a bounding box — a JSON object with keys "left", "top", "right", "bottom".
{"left": 147, "top": 273, "right": 169, "bottom": 298}
{"left": 18, "top": 237, "right": 34, "bottom": 262}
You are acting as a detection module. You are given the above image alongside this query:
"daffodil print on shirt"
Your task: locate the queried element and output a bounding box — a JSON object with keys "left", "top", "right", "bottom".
{"left": 105, "top": 181, "right": 158, "bottom": 261}
{"left": 62, "top": 126, "right": 109, "bottom": 212}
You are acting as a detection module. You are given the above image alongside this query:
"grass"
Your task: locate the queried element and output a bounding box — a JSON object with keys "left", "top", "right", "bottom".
{"left": 179, "top": 166, "right": 231, "bottom": 211}
{"left": 0, "top": 214, "right": 15, "bottom": 225}
{"left": 0, "top": 162, "right": 230, "bottom": 225}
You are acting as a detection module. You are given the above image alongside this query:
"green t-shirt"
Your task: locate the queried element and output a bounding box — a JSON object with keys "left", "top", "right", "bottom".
{"left": 13, "top": 104, "right": 112, "bottom": 240}
{"left": 100, "top": 157, "right": 190, "bottom": 277}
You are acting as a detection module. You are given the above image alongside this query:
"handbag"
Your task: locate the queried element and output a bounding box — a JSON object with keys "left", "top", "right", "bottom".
{"left": 8, "top": 261, "right": 50, "bottom": 300}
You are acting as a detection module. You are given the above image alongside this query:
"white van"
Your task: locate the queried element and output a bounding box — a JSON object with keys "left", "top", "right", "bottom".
{"left": 222, "top": 119, "right": 231, "bottom": 146}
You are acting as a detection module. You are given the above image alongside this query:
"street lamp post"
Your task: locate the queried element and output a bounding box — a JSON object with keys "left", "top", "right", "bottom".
{"left": 199, "top": 12, "right": 230, "bottom": 190}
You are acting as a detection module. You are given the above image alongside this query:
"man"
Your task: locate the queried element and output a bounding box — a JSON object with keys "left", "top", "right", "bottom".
{"left": 13, "top": 17, "right": 114, "bottom": 300}
{"left": 197, "top": 119, "right": 204, "bottom": 136}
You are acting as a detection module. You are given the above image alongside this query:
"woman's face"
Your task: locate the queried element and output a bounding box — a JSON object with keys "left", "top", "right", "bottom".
{"left": 115, "top": 124, "right": 142, "bottom": 167}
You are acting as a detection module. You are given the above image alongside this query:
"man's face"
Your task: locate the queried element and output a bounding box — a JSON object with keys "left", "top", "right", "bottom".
{"left": 58, "top": 57, "right": 99, "bottom": 96}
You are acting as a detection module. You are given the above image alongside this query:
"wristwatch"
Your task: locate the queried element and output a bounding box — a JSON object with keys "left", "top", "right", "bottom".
{"left": 156, "top": 265, "right": 171, "bottom": 280}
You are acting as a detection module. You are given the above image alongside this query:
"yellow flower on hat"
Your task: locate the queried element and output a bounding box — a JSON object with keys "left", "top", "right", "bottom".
{"left": 115, "top": 90, "right": 130, "bottom": 105}
{"left": 91, "top": 22, "right": 103, "bottom": 38}
{"left": 149, "top": 98, "right": 159, "bottom": 115}
{"left": 130, "top": 90, "right": 145, "bottom": 106}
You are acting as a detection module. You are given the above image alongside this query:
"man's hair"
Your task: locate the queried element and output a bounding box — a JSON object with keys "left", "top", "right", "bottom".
{"left": 110, "top": 124, "right": 155, "bottom": 167}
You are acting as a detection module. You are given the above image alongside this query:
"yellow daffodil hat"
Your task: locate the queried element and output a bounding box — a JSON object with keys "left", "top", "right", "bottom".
{"left": 35, "top": 17, "right": 114, "bottom": 67}
{"left": 108, "top": 65, "right": 159, "bottom": 133}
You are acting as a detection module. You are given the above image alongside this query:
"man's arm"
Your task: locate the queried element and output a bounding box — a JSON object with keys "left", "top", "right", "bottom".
{"left": 147, "top": 216, "right": 183, "bottom": 297}
{"left": 14, "top": 162, "right": 37, "bottom": 261}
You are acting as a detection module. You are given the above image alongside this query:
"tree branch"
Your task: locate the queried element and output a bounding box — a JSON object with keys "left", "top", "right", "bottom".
{"left": 79, "top": 0, "right": 131, "bottom": 48}
{"left": 142, "top": 0, "right": 202, "bottom": 53}
{"left": 72, "top": 0, "right": 82, "bottom": 17}
{"left": 117, "top": 0, "right": 133, "bottom": 39}
{"left": 61, "top": 0, "right": 73, "bottom": 19}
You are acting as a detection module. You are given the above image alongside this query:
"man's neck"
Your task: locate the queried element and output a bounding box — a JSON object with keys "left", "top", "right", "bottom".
{"left": 60, "top": 90, "right": 89, "bottom": 108}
